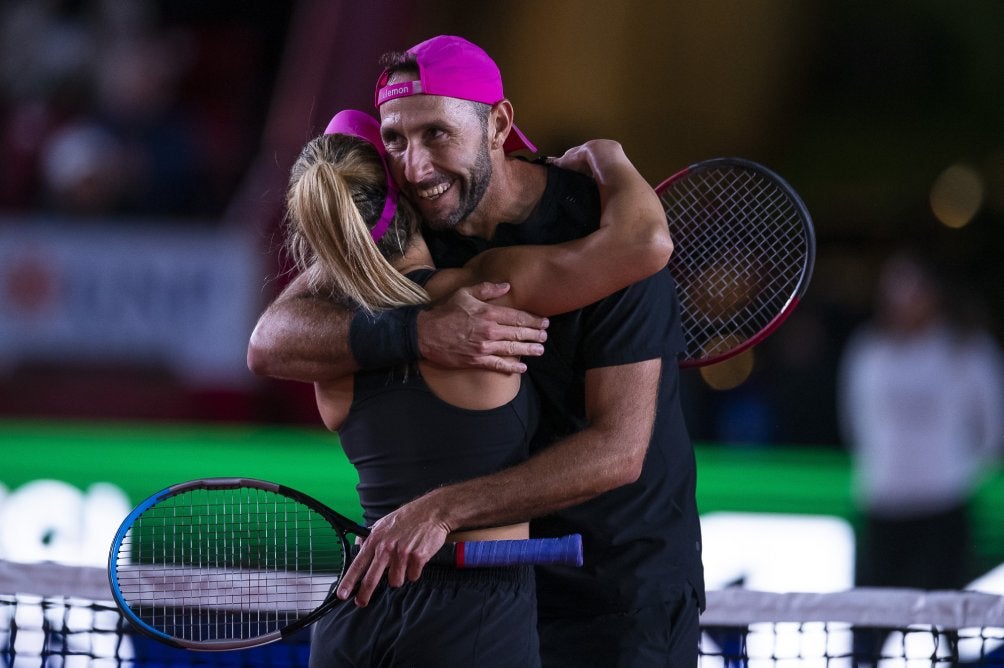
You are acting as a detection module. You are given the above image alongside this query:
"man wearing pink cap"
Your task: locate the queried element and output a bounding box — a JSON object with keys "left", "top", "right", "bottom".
{"left": 249, "top": 35, "right": 704, "bottom": 666}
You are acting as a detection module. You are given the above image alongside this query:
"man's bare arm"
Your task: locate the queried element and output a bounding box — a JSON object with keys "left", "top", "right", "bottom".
{"left": 247, "top": 273, "right": 358, "bottom": 381}
{"left": 336, "top": 358, "right": 661, "bottom": 605}
{"left": 248, "top": 277, "right": 549, "bottom": 382}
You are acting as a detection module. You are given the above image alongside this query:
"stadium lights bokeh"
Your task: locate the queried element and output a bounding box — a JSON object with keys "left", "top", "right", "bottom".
{"left": 930, "top": 162, "right": 985, "bottom": 229}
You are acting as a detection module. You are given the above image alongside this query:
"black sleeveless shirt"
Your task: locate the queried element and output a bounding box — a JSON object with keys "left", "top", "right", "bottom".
{"left": 338, "top": 366, "right": 538, "bottom": 525}
{"left": 338, "top": 268, "right": 540, "bottom": 526}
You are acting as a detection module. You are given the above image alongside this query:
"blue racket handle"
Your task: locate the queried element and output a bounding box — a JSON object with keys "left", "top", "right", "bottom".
{"left": 455, "top": 534, "right": 583, "bottom": 568}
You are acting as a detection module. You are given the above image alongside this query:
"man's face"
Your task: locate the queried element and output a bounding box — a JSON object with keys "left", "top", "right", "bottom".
{"left": 379, "top": 89, "right": 492, "bottom": 231}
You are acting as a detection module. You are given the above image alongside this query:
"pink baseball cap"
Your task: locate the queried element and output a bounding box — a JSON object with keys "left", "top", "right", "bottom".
{"left": 374, "top": 35, "right": 537, "bottom": 154}
{"left": 324, "top": 109, "right": 399, "bottom": 243}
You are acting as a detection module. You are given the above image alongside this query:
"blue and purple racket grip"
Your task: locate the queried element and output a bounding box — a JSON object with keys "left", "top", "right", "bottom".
{"left": 455, "top": 534, "right": 583, "bottom": 567}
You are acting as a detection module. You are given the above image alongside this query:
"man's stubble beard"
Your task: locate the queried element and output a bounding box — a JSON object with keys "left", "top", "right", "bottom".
{"left": 423, "top": 137, "right": 492, "bottom": 232}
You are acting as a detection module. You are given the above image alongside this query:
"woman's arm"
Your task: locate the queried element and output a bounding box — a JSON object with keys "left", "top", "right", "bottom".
{"left": 449, "top": 140, "right": 672, "bottom": 316}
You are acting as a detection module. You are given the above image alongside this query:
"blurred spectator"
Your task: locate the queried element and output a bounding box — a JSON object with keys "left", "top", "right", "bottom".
{"left": 39, "top": 119, "right": 125, "bottom": 215}
{"left": 838, "top": 248, "right": 1004, "bottom": 592}
{"left": 81, "top": 30, "right": 203, "bottom": 216}
{"left": 0, "top": 0, "right": 96, "bottom": 210}
{"left": 0, "top": 0, "right": 271, "bottom": 219}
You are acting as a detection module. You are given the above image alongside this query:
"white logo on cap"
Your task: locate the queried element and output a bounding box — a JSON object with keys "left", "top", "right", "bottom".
{"left": 378, "top": 81, "right": 424, "bottom": 105}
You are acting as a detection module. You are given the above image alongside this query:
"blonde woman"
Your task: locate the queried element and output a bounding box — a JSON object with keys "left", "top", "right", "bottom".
{"left": 286, "top": 110, "right": 671, "bottom": 668}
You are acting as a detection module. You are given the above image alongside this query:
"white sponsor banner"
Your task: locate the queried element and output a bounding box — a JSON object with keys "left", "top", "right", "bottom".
{"left": 0, "top": 218, "right": 266, "bottom": 387}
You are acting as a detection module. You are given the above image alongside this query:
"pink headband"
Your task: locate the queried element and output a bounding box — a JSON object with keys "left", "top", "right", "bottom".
{"left": 324, "top": 109, "right": 399, "bottom": 243}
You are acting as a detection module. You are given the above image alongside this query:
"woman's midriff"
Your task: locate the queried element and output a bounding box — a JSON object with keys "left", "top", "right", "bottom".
{"left": 447, "top": 522, "right": 529, "bottom": 542}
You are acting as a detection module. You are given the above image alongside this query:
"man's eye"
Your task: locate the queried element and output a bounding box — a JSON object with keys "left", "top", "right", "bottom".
{"left": 383, "top": 136, "right": 405, "bottom": 152}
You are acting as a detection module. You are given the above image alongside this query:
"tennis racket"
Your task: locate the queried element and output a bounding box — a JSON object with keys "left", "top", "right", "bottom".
{"left": 656, "top": 157, "right": 816, "bottom": 367}
{"left": 108, "top": 477, "right": 582, "bottom": 651}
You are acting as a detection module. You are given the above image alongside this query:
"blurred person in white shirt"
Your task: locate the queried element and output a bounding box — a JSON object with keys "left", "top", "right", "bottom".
{"left": 839, "top": 247, "right": 1004, "bottom": 592}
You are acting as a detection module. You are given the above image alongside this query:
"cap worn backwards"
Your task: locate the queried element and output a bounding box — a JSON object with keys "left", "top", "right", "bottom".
{"left": 324, "top": 109, "right": 399, "bottom": 243}
{"left": 373, "top": 35, "right": 536, "bottom": 154}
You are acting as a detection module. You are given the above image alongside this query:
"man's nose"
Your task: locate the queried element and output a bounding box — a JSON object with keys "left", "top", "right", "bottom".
{"left": 400, "top": 144, "right": 432, "bottom": 185}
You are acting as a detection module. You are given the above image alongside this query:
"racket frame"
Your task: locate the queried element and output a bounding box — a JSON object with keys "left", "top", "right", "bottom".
{"left": 108, "top": 477, "right": 359, "bottom": 650}
{"left": 108, "top": 477, "right": 582, "bottom": 650}
{"left": 655, "top": 157, "right": 816, "bottom": 368}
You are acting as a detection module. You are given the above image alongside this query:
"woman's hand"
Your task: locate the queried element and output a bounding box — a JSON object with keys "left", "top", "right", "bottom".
{"left": 547, "top": 139, "right": 628, "bottom": 181}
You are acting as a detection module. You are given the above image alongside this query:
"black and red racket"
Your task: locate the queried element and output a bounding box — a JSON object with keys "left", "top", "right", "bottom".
{"left": 656, "top": 157, "right": 815, "bottom": 367}
{"left": 108, "top": 478, "right": 581, "bottom": 650}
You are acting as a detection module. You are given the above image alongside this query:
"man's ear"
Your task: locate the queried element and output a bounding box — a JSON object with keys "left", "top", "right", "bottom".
{"left": 490, "top": 100, "right": 515, "bottom": 150}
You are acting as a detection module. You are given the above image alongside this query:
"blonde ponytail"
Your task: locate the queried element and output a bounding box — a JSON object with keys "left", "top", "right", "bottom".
{"left": 285, "top": 134, "right": 429, "bottom": 313}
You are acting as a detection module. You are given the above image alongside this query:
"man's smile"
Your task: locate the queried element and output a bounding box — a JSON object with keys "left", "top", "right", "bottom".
{"left": 416, "top": 180, "right": 452, "bottom": 200}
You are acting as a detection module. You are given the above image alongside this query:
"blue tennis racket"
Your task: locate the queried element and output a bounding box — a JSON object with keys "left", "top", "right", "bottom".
{"left": 108, "top": 477, "right": 581, "bottom": 650}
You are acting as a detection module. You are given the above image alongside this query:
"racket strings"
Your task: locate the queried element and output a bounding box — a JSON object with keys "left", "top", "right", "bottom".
{"left": 112, "top": 487, "right": 347, "bottom": 643}
{"left": 662, "top": 165, "right": 810, "bottom": 361}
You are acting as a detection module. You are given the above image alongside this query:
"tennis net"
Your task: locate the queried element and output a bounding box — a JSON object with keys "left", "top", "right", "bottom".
{"left": 0, "top": 559, "right": 311, "bottom": 666}
{"left": 3, "top": 559, "right": 1003, "bottom": 666}
{"left": 699, "top": 587, "right": 1004, "bottom": 666}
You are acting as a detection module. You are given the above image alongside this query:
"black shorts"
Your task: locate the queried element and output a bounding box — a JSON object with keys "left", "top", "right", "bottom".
{"left": 537, "top": 585, "right": 701, "bottom": 668}
{"left": 309, "top": 565, "right": 540, "bottom": 668}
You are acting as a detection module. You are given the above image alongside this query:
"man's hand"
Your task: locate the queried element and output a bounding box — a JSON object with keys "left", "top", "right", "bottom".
{"left": 333, "top": 360, "right": 661, "bottom": 608}
{"left": 417, "top": 282, "right": 548, "bottom": 373}
{"left": 335, "top": 498, "right": 451, "bottom": 607}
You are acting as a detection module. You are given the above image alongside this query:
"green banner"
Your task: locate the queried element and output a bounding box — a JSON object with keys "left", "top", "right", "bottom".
{"left": 3, "top": 419, "right": 1003, "bottom": 579}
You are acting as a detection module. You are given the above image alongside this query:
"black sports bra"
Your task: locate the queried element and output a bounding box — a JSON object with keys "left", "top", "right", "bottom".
{"left": 337, "top": 365, "right": 539, "bottom": 525}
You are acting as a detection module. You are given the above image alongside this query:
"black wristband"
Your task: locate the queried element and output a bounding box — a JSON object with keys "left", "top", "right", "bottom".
{"left": 349, "top": 306, "right": 422, "bottom": 370}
